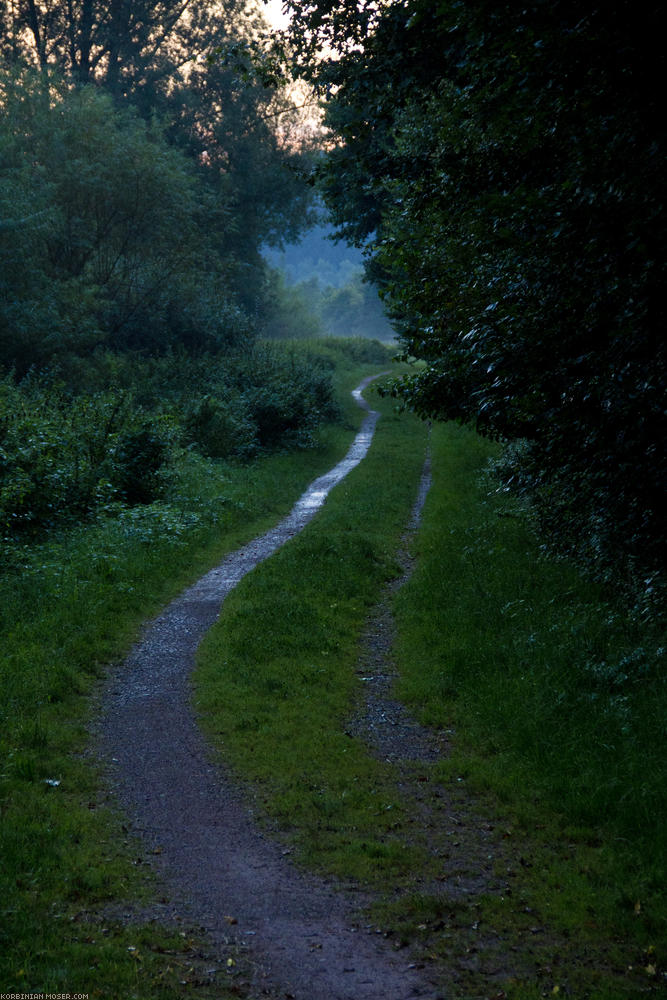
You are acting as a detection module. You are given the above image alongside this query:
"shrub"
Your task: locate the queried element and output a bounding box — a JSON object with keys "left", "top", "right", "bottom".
{"left": 235, "top": 344, "right": 342, "bottom": 450}
{"left": 182, "top": 393, "right": 257, "bottom": 460}
{"left": 0, "top": 340, "right": 346, "bottom": 539}
{"left": 0, "top": 376, "right": 174, "bottom": 536}
{"left": 110, "top": 420, "right": 173, "bottom": 505}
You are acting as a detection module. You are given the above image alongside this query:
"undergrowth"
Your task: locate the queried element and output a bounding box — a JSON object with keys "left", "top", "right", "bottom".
{"left": 0, "top": 339, "right": 349, "bottom": 543}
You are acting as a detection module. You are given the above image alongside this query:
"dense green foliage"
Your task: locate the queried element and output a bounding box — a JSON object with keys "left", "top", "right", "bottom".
{"left": 1, "top": 0, "right": 312, "bottom": 248}
{"left": 1, "top": 1, "right": 317, "bottom": 376}
{"left": 0, "top": 2, "right": 348, "bottom": 554}
{"left": 0, "top": 344, "right": 342, "bottom": 546}
{"left": 1, "top": 72, "right": 246, "bottom": 370}
{"left": 284, "top": 1, "right": 666, "bottom": 614}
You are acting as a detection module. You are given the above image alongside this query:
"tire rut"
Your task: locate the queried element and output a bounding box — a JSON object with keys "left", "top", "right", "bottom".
{"left": 349, "top": 434, "right": 513, "bottom": 908}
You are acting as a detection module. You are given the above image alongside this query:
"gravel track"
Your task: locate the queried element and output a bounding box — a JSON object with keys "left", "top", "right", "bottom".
{"left": 98, "top": 376, "right": 443, "bottom": 1000}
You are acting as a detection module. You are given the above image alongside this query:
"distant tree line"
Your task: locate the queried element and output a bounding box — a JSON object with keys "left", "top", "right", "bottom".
{"left": 265, "top": 221, "right": 394, "bottom": 341}
{"left": 0, "top": 2, "right": 347, "bottom": 544}
{"left": 284, "top": 0, "right": 666, "bottom": 617}
{"left": 1, "top": 0, "right": 315, "bottom": 375}
{"left": 265, "top": 270, "right": 393, "bottom": 342}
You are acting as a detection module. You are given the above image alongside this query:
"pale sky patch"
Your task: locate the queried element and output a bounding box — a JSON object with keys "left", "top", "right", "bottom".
{"left": 262, "top": 0, "right": 290, "bottom": 30}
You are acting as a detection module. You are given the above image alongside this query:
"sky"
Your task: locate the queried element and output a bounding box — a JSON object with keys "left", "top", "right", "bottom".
{"left": 263, "top": 0, "right": 291, "bottom": 29}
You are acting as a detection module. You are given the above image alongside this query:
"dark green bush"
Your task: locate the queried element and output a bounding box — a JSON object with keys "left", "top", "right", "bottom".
{"left": 182, "top": 393, "right": 257, "bottom": 460}
{"left": 234, "top": 344, "right": 342, "bottom": 450}
{"left": 492, "top": 439, "right": 666, "bottom": 624}
{"left": 110, "top": 421, "right": 173, "bottom": 505}
{"left": 62, "top": 346, "right": 343, "bottom": 460}
{"left": 0, "top": 342, "right": 346, "bottom": 538}
{"left": 0, "top": 378, "right": 94, "bottom": 533}
{"left": 0, "top": 376, "right": 174, "bottom": 536}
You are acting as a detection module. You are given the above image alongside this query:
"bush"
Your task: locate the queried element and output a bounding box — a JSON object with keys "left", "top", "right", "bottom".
{"left": 233, "top": 344, "right": 342, "bottom": 450}
{"left": 492, "top": 438, "right": 666, "bottom": 625}
{"left": 0, "top": 376, "right": 174, "bottom": 536}
{"left": 0, "top": 342, "right": 348, "bottom": 539}
{"left": 110, "top": 420, "right": 174, "bottom": 505}
{"left": 295, "top": 337, "right": 394, "bottom": 370}
{"left": 182, "top": 393, "right": 257, "bottom": 460}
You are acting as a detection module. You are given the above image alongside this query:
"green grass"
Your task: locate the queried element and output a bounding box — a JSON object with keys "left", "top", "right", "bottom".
{"left": 0, "top": 337, "right": 392, "bottom": 996}
{"left": 195, "top": 415, "right": 666, "bottom": 998}
{"left": 3, "top": 335, "right": 665, "bottom": 998}
{"left": 395, "top": 422, "right": 666, "bottom": 894}
{"left": 388, "top": 421, "right": 667, "bottom": 995}
{"left": 195, "top": 388, "right": 430, "bottom": 881}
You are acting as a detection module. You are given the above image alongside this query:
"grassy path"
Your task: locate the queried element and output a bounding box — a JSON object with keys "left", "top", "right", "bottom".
{"left": 97, "top": 374, "right": 437, "bottom": 1000}
{"left": 197, "top": 417, "right": 665, "bottom": 999}
{"left": 195, "top": 382, "right": 430, "bottom": 882}
{"left": 1, "top": 342, "right": 663, "bottom": 998}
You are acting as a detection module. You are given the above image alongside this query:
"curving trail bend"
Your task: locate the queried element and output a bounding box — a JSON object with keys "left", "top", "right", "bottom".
{"left": 98, "top": 375, "right": 441, "bottom": 1000}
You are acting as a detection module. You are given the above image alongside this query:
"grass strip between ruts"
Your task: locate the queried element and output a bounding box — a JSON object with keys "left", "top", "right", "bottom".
{"left": 195, "top": 389, "right": 430, "bottom": 882}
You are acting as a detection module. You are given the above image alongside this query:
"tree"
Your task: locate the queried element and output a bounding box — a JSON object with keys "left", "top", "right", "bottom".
{"left": 0, "top": 67, "right": 252, "bottom": 372}
{"left": 160, "top": 35, "right": 317, "bottom": 315}
{"left": 0, "top": 0, "right": 318, "bottom": 296}
{"left": 284, "top": 1, "right": 667, "bottom": 607}
{"left": 0, "top": 1, "right": 244, "bottom": 92}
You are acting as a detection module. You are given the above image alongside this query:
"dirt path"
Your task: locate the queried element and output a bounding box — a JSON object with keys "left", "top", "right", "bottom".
{"left": 98, "top": 376, "right": 444, "bottom": 1000}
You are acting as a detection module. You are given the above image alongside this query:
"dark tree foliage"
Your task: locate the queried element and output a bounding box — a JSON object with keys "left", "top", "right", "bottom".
{"left": 285, "top": 0, "right": 666, "bottom": 610}
{"left": 0, "top": 70, "right": 253, "bottom": 370}
{"left": 0, "top": 1, "right": 316, "bottom": 357}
